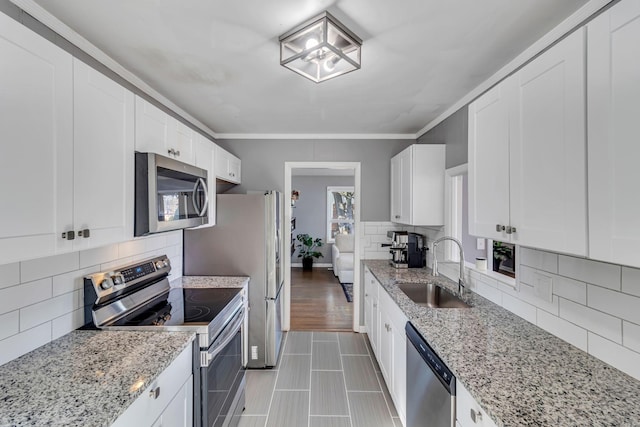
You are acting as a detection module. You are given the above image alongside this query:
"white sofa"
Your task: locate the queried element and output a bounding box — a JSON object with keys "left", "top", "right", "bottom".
{"left": 332, "top": 233, "right": 354, "bottom": 284}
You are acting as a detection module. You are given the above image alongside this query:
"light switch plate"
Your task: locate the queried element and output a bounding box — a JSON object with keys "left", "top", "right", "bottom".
{"left": 476, "top": 238, "right": 485, "bottom": 250}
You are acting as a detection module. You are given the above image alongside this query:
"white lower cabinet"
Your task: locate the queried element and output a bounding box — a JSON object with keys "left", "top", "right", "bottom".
{"left": 456, "top": 380, "right": 497, "bottom": 427}
{"left": 363, "top": 267, "right": 408, "bottom": 425}
{"left": 112, "top": 344, "right": 193, "bottom": 427}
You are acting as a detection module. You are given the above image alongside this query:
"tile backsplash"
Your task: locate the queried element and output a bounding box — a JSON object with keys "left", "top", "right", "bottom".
{"left": 0, "top": 231, "right": 183, "bottom": 366}
{"left": 456, "top": 247, "right": 640, "bottom": 381}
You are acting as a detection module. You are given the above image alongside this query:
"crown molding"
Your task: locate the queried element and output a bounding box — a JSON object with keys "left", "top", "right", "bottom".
{"left": 216, "top": 133, "right": 417, "bottom": 140}
{"left": 415, "top": 0, "right": 615, "bottom": 139}
{"left": 10, "top": 0, "right": 218, "bottom": 139}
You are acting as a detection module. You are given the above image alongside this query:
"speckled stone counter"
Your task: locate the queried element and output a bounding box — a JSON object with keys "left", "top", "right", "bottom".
{"left": 0, "top": 330, "right": 195, "bottom": 427}
{"left": 171, "top": 275, "right": 249, "bottom": 289}
{"left": 363, "top": 260, "right": 640, "bottom": 426}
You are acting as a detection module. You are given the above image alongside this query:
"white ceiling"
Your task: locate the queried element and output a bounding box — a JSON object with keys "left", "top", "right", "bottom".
{"left": 31, "top": 0, "right": 589, "bottom": 137}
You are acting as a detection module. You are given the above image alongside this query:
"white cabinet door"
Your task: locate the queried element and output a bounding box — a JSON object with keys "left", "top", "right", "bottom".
{"left": 456, "top": 380, "right": 498, "bottom": 427}
{"left": 378, "top": 306, "right": 393, "bottom": 384}
{"left": 363, "top": 268, "right": 379, "bottom": 355}
{"left": 154, "top": 375, "right": 193, "bottom": 427}
{"left": 389, "top": 304, "right": 407, "bottom": 425}
{"left": 172, "top": 120, "right": 195, "bottom": 165}
{"left": 194, "top": 134, "right": 216, "bottom": 227}
{"left": 135, "top": 96, "right": 171, "bottom": 155}
{"left": 509, "top": 29, "right": 587, "bottom": 256}
{"left": 0, "top": 13, "right": 74, "bottom": 263}
{"left": 391, "top": 145, "right": 445, "bottom": 226}
{"left": 588, "top": 1, "right": 640, "bottom": 267}
{"left": 468, "top": 81, "right": 511, "bottom": 241}
{"left": 390, "top": 154, "right": 404, "bottom": 222}
{"left": 73, "top": 59, "right": 134, "bottom": 250}
{"left": 215, "top": 145, "right": 241, "bottom": 184}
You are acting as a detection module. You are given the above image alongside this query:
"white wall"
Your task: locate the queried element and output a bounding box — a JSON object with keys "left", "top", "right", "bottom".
{"left": 0, "top": 231, "right": 183, "bottom": 366}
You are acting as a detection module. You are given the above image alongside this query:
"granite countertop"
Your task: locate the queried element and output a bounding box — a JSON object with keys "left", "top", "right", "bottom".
{"left": 171, "top": 275, "right": 249, "bottom": 289}
{"left": 0, "top": 330, "right": 195, "bottom": 427}
{"left": 363, "top": 260, "right": 640, "bottom": 426}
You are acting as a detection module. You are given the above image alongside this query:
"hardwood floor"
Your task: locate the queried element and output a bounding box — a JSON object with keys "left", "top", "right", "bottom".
{"left": 290, "top": 267, "right": 353, "bottom": 331}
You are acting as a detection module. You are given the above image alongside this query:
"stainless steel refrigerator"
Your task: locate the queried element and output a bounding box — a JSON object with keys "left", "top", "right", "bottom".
{"left": 183, "top": 191, "right": 283, "bottom": 368}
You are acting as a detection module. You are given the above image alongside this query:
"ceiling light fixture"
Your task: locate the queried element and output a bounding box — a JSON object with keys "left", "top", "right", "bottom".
{"left": 279, "top": 11, "right": 362, "bottom": 83}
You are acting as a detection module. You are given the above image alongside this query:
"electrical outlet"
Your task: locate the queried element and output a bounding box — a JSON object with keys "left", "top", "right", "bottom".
{"left": 476, "top": 238, "right": 485, "bottom": 250}
{"left": 251, "top": 346, "right": 258, "bottom": 360}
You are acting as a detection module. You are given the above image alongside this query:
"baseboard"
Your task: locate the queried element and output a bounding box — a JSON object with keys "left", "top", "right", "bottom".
{"left": 291, "top": 263, "right": 332, "bottom": 268}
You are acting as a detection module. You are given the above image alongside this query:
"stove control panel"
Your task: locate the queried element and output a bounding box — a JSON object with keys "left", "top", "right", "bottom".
{"left": 84, "top": 255, "right": 172, "bottom": 308}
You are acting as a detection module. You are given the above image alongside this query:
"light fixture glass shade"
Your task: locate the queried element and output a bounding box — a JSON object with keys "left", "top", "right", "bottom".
{"left": 279, "top": 12, "right": 362, "bottom": 83}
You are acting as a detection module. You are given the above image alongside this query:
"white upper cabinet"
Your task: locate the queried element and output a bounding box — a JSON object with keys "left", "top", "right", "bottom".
{"left": 509, "top": 29, "right": 587, "bottom": 255}
{"left": 587, "top": 0, "right": 640, "bottom": 268}
{"left": 173, "top": 120, "right": 195, "bottom": 165}
{"left": 215, "top": 145, "right": 241, "bottom": 184}
{"left": 73, "top": 59, "right": 135, "bottom": 249}
{"left": 468, "top": 28, "right": 587, "bottom": 256}
{"left": 390, "top": 144, "right": 446, "bottom": 226}
{"left": 0, "top": 13, "right": 74, "bottom": 263}
{"left": 468, "top": 82, "right": 511, "bottom": 240}
{"left": 194, "top": 134, "right": 216, "bottom": 227}
{"left": 135, "top": 96, "right": 194, "bottom": 164}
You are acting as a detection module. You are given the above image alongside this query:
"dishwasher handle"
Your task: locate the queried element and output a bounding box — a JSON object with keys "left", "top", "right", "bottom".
{"left": 406, "top": 322, "right": 455, "bottom": 395}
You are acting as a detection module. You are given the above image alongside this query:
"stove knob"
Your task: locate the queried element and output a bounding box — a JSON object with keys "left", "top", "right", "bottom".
{"left": 155, "top": 260, "right": 165, "bottom": 269}
{"left": 100, "top": 279, "right": 113, "bottom": 290}
{"left": 111, "top": 273, "right": 125, "bottom": 286}
{"left": 163, "top": 313, "right": 172, "bottom": 322}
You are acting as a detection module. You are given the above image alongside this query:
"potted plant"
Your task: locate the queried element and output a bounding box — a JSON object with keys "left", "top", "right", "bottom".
{"left": 296, "top": 233, "right": 323, "bottom": 271}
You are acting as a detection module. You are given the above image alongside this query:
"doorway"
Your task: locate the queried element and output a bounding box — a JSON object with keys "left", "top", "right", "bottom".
{"left": 284, "top": 162, "right": 362, "bottom": 332}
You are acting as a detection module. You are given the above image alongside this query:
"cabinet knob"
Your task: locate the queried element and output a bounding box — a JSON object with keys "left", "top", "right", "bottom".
{"left": 506, "top": 225, "right": 517, "bottom": 234}
{"left": 470, "top": 408, "right": 482, "bottom": 423}
{"left": 167, "top": 148, "right": 180, "bottom": 157}
{"left": 495, "top": 224, "right": 505, "bottom": 232}
{"left": 149, "top": 387, "right": 160, "bottom": 399}
{"left": 61, "top": 230, "right": 75, "bottom": 240}
{"left": 78, "top": 229, "right": 90, "bottom": 238}
{"left": 395, "top": 215, "right": 400, "bottom": 219}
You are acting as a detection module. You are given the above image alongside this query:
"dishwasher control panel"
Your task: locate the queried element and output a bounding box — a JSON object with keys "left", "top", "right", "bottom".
{"left": 406, "top": 322, "right": 455, "bottom": 390}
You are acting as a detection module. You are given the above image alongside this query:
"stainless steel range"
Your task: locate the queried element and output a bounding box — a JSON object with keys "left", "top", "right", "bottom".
{"left": 83, "top": 255, "right": 246, "bottom": 427}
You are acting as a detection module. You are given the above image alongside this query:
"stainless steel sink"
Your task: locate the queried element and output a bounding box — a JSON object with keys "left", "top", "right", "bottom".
{"left": 396, "top": 282, "right": 471, "bottom": 308}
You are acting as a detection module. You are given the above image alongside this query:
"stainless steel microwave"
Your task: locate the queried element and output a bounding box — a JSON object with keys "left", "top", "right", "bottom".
{"left": 135, "top": 152, "right": 209, "bottom": 236}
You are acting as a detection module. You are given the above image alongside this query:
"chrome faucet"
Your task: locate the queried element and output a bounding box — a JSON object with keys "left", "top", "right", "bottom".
{"left": 432, "top": 236, "right": 466, "bottom": 294}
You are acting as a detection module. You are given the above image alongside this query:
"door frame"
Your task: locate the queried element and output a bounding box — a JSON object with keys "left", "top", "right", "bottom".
{"left": 284, "top": 161, "right": 362, "bottom": 332}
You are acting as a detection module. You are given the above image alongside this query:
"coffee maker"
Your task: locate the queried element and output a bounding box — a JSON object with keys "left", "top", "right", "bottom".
{"left": 384, "top": 231, "right": 427, "bottom": 268}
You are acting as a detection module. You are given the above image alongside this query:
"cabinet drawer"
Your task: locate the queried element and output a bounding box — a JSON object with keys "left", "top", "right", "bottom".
{"left": 456, "top": 380, "right": 497, "bottom": 427}
{"left": 112, "top": 344, "right": 193, "bottom": 427}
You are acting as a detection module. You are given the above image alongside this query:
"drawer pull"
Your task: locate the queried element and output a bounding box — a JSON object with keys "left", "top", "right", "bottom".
{"left": 470, "top": 408, "right": 482, "bottom": 423}
{"left": 149, "top": 387, "right": 160, "bottom": 399}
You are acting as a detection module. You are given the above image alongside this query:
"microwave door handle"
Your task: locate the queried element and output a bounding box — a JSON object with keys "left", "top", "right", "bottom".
{"left": 191, "top": 180, "right": 201, "bottom": 215}
{"left": 198, "top": 178, "right": 209, "bottom": 216}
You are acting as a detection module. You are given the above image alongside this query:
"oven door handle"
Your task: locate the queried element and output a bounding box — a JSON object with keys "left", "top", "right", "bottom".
{"left": 201, "top": 307, "right": 245, "bottom": 367}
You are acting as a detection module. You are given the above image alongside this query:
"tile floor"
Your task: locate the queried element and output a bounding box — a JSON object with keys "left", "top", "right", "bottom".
{"left": 239, "top": 332, "right": 401, "bottom": 427}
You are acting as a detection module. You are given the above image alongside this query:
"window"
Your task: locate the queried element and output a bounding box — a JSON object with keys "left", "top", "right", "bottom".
{"left": 326, "top": 186, "right": 355, "bottom": 242}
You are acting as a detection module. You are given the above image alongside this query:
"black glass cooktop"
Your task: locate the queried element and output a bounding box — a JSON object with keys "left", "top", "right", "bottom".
{"left": 111, "top": 287, "right": 242, "bottom": 327}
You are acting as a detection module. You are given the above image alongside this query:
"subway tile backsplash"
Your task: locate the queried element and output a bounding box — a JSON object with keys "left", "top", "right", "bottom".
{"left": 438, "top": 245, "right": 640, "bottom": 381}
{"left": 0, "top": 231, "right": 183, "bottom": 366}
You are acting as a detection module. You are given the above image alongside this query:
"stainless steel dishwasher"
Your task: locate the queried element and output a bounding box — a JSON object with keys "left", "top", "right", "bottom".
{"left": 406, "top": 322, "right": 456, "bottom": 427}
